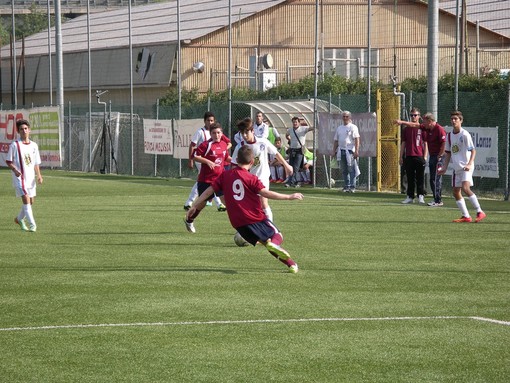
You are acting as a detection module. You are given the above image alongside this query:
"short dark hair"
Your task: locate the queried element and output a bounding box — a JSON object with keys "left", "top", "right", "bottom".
{"left": 16, "top": 119, "right": 30, "bottom": 130}
{"left": 451, "top": 110, "right": 463, "bottom": 121}
{"left": 237, "top": 145, "right": 254, "bottom": 165}
{"left": 236, "top": 117, "right": 253, "bottom": 132}
{"left": 292, "top": 116, "right": 300, "bottom": 122}
{"left": 410, "top": 107, "right": 420, "bottom": 115}
{"left": 209, "top": 122, "right": 222, "bottom": 132}
{"left": 203, "top": 111, "right": 215, "bottom": 122}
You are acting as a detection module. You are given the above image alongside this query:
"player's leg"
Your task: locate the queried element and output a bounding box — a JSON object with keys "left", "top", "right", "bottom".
{"left": 21, "top": 194, "right": 37, "bottom": 231}
{"left": 452, "top": 173, "right": 471, "bottom": 222}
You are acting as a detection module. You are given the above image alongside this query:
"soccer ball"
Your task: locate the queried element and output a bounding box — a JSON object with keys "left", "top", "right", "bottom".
{"left": 234, "top": 232, "right": 249, "bottom": 247}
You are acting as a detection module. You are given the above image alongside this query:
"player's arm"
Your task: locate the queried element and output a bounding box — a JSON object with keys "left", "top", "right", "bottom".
{"left": 464, "top": 148, "right": 476, "bottom": 171}
{"left": 193, "top": 155, "right": 216, "bottom": 170}
{"left": 188, "top": 142, "right": 197, "bottom": 169}
{"left": 259, "top": 188, "right": 303, "bottom": 201}
{"left": 35, "top": 165, "right": 43, "bottom": 184}
{"left": 274, "top": 152, "right": 293, "bottom": 176}
{"left": 187, "top": 186, "right": 215, "bottom": 218}
{"left": 438, "top": 151, "right": 451, "bottom": 175}
{"left": 5, "top": 160, "right": 22, "bottom": 178}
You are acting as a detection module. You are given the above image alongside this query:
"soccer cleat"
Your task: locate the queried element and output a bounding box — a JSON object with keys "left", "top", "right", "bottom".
{"left": 14, "top": 217, "right": 28, "bottom": 231}
{"left": 183, "top": 218, "right": 196, "bottom": 233}
{"left": 289, "top": 264, "right": 299, "bottom": 273}
{"left": 452, "top": 216, "right": 472, "bottom": 223}
{"left": 475, "top": 211, "right": 487, "bottom": 223}
{"left": 428, "top": 201, "right": 444, "bottom": 207}
{"left": 183, "top": 204, "right": 192, "bottom": 211}
{"left": 401, "top": 197, "right": 414, "bottom": 204}
{"left": 206, "top": 201, "right": 212, "bottom": 207}
{"left": 265, "top": 241, "right": 290, "bottom": 261}
{"left": 418, "top": 195, "right": 425, "bottom": 204}
{"left": 28, "top": 224, "right": 37, "bottom": 232}
{"left": 217, "top": 204, "right": 227, "bottom": 212}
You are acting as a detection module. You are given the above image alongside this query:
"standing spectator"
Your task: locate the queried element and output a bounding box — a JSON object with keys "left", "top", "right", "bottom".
{"left": 231, "top": 118, "right": 292, "bottom": 222}
{"left": 187, "top": 145, "right": 302, "bottom": 273}
{"left": 332, "top": 111, "right": 360, "bottom": 193}
{"left": 439, "top": 111, "right": 486, "bottom": 223}
{"left": 5, "top": 119, "right": 43, "bottom": 232}
{"left": 184, "top": 112, "right": 228, "bottom": 212}
{"left": 267, "top": 123, "right": 281, "bottom": 146}
{"left": 285, "top": 116, "right": 315, "bottom": 188}
{"left": 183, "top": 123, "right": 231, "bottom": 233}
{"left": 396, "top": 108, "right": 427, "bottom": 204}
{"left": 422, "top": 113, "right": 446, "bottom": 206}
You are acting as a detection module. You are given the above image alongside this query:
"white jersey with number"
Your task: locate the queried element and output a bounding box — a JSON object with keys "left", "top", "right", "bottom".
{"left": 6, "top": 139, "right": 41, "bottom": 192}
{"left": 445, "top": 128, "right": 474, "bottom": 172}
{"left": 231, "top": 137, "right": 277, "bottom": 188}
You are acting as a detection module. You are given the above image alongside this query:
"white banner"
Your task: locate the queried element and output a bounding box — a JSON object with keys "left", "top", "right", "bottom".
{"left": 444, "top": 126, "right": 499, "bottom": 178}
{"left": 318, "top": 112, "right": 377, "bottom": 157}
{"left": 173, "top": 119, "right": 203, "bottom": 159}
{"left": 143, "top": 119, "right": 173, "bottom": 155}
{"left": 0, "top": 107, "right": 62, "bottom": 167}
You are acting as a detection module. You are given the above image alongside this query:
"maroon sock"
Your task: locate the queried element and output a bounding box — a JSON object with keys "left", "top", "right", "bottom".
{"left": 188, "top": 209, "right": 202, "bottom": 222}
{"left": 270, "top": 232, "right": 283, "bottom": 245}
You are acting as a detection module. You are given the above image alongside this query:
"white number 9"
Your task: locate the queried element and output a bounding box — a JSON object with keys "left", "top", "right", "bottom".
{"left": 232, "top": 179, "right": 245, "bottom": 201}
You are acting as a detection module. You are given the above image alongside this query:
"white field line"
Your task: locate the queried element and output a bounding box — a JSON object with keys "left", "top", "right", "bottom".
{"left": 0, "top": 315, "right": 508, "bottom": 332}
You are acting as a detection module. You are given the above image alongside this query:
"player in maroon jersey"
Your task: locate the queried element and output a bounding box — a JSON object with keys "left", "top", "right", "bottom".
{"left": 184, "top": 123, "right": 231, "bottom": 233}
{"left": 186, "top": 145, "right": 303, "bottom": 273}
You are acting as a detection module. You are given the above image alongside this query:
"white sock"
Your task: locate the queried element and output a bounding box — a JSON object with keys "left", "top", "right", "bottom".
{"left": 213, "top": 195, "right": 223, "bottom": 208}
{"left": 17, "top": 208, "right": 25, "bottom": 222}
{"left": 23, "top": 204, "right": 36, "bottom": 226}
{"left": 263, "top": 207, "right": 273, "bottom": 222}
{"left": 468, "top": 194, "right": 482, "bottom": 213}
{"left": 456, "top": 198, "right": 470, "bottom": 218}
{"left": 186, "top": 183, "right": 198, "bottom": 205}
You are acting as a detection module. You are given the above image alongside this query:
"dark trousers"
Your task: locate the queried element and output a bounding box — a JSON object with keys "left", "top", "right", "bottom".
{"left": 287, "top": 148, "right": 303, "bottom": 186}
{"left": 404, "top": 156, "right": 426, "bottom": 198}
{"left": 428, "top": 154, "right": 443, "bottom": 203}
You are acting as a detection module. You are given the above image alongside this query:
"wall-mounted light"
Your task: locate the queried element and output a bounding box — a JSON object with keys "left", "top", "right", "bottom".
{"left": 192, "top": 61, "right": 205, "bottom": 73}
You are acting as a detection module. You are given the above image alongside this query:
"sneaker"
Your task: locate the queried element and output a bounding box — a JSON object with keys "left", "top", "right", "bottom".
{"left": 28, "top": 224, "right": 37, "bottom": 232}
{"left": 14, "top": 217, "right": 28, "bottom": 231}
{"left": 418, "top": 195, "right": 425, "bottom": 204}
{"left": 453, "top": 216, "right": 472, "bottom": 223}
{"left": 265, "top": 241, "right": 290, "bottom": 261}
{"left": 349, "top": 188, "right": 355, "bottom": 193}
{"left": 475, "top": 211, "right": 487, "bottom": 223}
{"left": 183, "top": 204, "right": 192, "bottom": 211}
{"left": 289, "top": 264, "right": 299, "bottom": 274}
{"left": 401, "top": 197, "right": 414, "bottom": 204}
{"left": 183, "top": 218, "right": 196, "bottom": 233}
{"left": 428, "top": 201, "right": 444, "bottom": 207}
{"left": 217, "top": 204, "right": 227, "bottom": 212}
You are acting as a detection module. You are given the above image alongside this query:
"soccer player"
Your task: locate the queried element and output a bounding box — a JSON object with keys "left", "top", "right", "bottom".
{"left": 5, "top": 119, "right": 43, "bottom": 232}
{"left": 184, "top": 111, "right": 228, "bottom": 211}
{"left": 187, "top": 145, "right": 303, "bottom": 273}
{"left": 438, "top": 111, "right": 486, "bottom": 223}
{"left": 231, "top": 118, "right": 293, "bottom": 222}
{"left": 184, "top": 123, "right": 231, "bottom": 233}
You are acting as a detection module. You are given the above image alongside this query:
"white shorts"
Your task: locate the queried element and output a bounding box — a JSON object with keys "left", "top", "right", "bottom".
{"left": 15, "top": 185, "right": 36, "bottom": 198}
{"left": 452, "top": 169, "right": 473, "bottom": 188}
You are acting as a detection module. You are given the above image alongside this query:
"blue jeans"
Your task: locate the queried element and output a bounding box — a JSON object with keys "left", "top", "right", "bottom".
{"left": 428, "top": 154, "right": 443, "bottom": 203}
{"left": 288, "top": 148, "right": 303, "bottom": 186}
{"left": 340, "top": 149, "right": 356, "bottom": 190}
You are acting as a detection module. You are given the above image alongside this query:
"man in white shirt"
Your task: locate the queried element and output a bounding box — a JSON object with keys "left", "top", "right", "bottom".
{"left": 333, "top": 111, "right": 360, "bottom": 192}
{"left": 285, "top": 116, "right": 314, "bottom": 187}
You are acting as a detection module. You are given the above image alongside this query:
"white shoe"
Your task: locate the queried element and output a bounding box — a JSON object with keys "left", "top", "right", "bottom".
{"left": 183, "top": 218, "right": 196, "bottom": 233}
{"left": 289, "top": 264, "right": 299, "bottom": 273}
{"left": 418, "top": 195, "right": 425, "bottom": 204}
{"left": 401, "top": 197, "right": 414, "bottom": 204}
{"left": 428, "top": 201, "right": 444, "bottom": 207}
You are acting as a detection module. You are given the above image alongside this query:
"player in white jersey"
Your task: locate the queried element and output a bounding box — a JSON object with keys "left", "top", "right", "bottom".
{"left": 231, "top": 118, "right": 292, "bottom": 222}
{"left": 233, "top": 111, "right": 270, "bottom": 145}
{"left": 184, "top": 111, "right": 227, "bottom": 211}
{"left": 439, "top": 111, "right": 486, "bottom": 223}
{"left": 5, "top": 119, "right": 43, "bottom": 232}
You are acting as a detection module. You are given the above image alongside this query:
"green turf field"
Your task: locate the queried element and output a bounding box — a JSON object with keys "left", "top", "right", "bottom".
{"left": 1, "top": 169, "right": 509, "bottom": 382}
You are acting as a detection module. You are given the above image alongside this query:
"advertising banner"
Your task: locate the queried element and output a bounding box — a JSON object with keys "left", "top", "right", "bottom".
{"left": 0, "top": 107, "right": 61, "bottom": 167}
{"left": 143, "top": 119, "right": 173, "bottom": 155}
{"left": 173, "top": 119, "right": 203, "bottom": 159}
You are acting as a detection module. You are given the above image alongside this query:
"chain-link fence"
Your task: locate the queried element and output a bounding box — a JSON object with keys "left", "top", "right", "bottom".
{"left": 49, "top": 87, "right": 510, "bottom": 199}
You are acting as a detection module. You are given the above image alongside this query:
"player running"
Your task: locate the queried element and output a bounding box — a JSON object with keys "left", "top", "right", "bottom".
{"left": 187, "top": 145, "right": 303, "bottom": 273}
{"left": 183, "top": 123, "right": 231, "bottom": 233}
{"left": 231, "top": 118, "right": 293, "bottom": 222}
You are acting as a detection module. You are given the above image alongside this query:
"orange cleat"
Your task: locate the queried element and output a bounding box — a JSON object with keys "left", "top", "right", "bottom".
{"left": 475, "top": 211, "right": 487, "bottom": 223}
{"left": 452, "top": 216, "right": 472, "bottom": 223}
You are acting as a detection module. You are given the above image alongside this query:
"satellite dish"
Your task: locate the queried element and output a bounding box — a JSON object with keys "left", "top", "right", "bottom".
{"left": 261, "top": 54, "right": 274, "bottom": 69}
{"left": 192, "top": 62, "right": 205, "bottom": 73}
